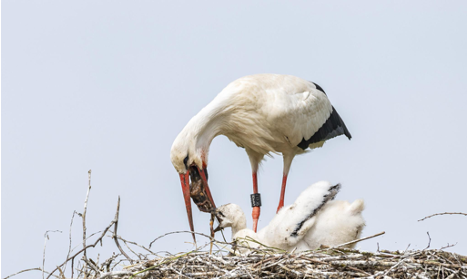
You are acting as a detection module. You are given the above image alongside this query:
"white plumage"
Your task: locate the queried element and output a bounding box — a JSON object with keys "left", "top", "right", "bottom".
{"left": 215, "top": 181, "right": 365, "bottom": 254}
{"left": 170, "top": 74, "right": 352, "bottom": 234}
{"left": 298, "top": 199, "right": 366, "bottom": 250}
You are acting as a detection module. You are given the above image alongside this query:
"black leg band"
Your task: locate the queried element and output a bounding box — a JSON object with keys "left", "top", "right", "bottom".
{"left": 250, "top": 193, "right": 262, "bottom": 207}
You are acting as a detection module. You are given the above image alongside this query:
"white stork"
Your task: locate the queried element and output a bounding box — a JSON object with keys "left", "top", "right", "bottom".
{"left": 170, "top": 74, "right": 351, "bottom": 236}
{"left": 214, "top": 181, "right": 366, "bottom": 253}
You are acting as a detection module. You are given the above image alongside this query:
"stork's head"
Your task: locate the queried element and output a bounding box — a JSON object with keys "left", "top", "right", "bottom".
{"left": 170, "top": 131, "right": 215, "bottom": 241}
{"left": 170, "top": 134, "right": 205, "bottom": 174}
{"left": 214, "top": 203, "right": 247, "bottom": 232}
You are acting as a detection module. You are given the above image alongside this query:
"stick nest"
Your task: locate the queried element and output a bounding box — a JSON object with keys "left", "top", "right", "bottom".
{"left": 97, "top": 247, "right": 466, "bottom": 279}
{"left": 8, "top": 172, "right": 465, "bottom": 279}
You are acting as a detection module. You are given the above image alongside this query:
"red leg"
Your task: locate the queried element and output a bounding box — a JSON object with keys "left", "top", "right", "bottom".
{"left": 251, "top": 172, "right": 260, "bottom": 232}
{"left": 277, "top": 174, "right": 288, "bottom": 213}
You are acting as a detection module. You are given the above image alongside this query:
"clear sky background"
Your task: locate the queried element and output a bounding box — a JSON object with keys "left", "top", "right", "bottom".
{"left": 2, "top": 1, "right": 466, "bottom": 278}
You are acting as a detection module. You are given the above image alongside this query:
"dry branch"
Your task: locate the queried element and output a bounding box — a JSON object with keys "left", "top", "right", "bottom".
{"left": 112, "top": 196, "right": 133, "bottom": 263}
{"left": 42, "top": 170, "right": 133, "bottom": 279}
{"left": 327, "top": 231, "right": 385, "bottom": 249}
{"left": 43, "top": 230, "right": 62, "bottom": 279}
{"left": 418, "top": 212, "right": 467, "bottom": 222}
{"left": 83, "top": 170, "right": 92, "bottom": 262}
{"left": 4, "top": 268, "right": 60, "bottom": 279}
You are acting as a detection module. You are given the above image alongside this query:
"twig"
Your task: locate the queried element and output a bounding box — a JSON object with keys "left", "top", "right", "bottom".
{"left": 43, "top": 230, "right": 62, "bottom": 279}
{"left": 83, "top": 169, "right": 92, "bottom": 263}
{"left": 56, "top": 266, "right": 65, "bottom": 279}
{"left": 418, "top": 212, "right": 467, "bottom": 222}
{"left": 69, "top": 230, "right": 105, "bottom": 254}
{"left": 346, "top": 266, "right": 372, "bottom": 276}
{"left": 115, "top": 235, "right": 157, "bottom": 256}
{"left": 128, "top": 250, "right": 196, "bottom": 279}
{"left": 46, "top": 197, "right": 122, "bottom": 279}
{"left": 328, "top": 231, "right": 385, "bottom": 249}
{"left": 149, "top": 230, "right": 274, "bottom": 258}
{"left": 99, "top": 270, "right": 134, "bottom": 279}
{"left": 114, "top": 235, "right": 143, "bottom": 260}
{"left": 446, "top": 270, "right": 460, "bottom": 279}
{"left": 441, "top": 243, "right": 458, "bottom": 250}
{"left": 149, "top": 231, "right": 217, "bottom": 248}
{"left": 425, "top": 231, "right": 431, "bottom": 250}
{"left": 82, "top": 257, "right": 100, "bottom": 275}
{"left": 209, "top": 212, "right": 215, "bottom": 254}
{"left": 382, "top": 252, "right": 416, "bottom": 276}
{"left": 65, "top": 210, "right": 79, "bottom": 277}
{"left": 403, "top": 243, "right": 411, "bottom": 253}
{"left": 112, "top": 196, "right": 133, "bottom": 263}
{"left": 4, "top": 267, "right": 60, "bottom": 279}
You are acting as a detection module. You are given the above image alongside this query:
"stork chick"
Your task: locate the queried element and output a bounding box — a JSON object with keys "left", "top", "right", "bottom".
{"left": 214, "top": 181, "right": 365, "bottom": 253}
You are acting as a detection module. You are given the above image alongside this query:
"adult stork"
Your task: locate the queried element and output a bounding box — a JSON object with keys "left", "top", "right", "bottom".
{"left": 170, "top": 74, "right": 351, "bottom": 235}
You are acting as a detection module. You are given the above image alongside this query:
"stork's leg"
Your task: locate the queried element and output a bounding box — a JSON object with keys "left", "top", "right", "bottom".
{"left": 277, "top": 174, "right": 288, "bottom": 213}
{"left": 251, "top": 172, "right": 260, "bottom": 232}
{"left": 246, "top": 149, "right": 263, "bottom": 232}
{"left": 277, "top": 153, "right": 295, "bottom": 213}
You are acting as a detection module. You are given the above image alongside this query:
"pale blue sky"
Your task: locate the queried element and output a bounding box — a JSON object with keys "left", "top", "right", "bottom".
{"left": 2, "top": 1, "right": 466, "bottom": 278}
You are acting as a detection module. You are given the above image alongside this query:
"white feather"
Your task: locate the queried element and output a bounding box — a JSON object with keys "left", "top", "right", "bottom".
{"left": 215, "top": 181, "right": 366, "bottom": 254}
{"left": 257, "top": 181, "right": 338, "bottom": 249}
{"left": 300, "top": 199, "right": 365, "bottom": 251}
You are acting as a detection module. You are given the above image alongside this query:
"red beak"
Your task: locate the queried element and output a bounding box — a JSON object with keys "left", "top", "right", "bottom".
{"left": 196, "top": 166, "right": 216, "bottom": 210}
{"left": 179, "top": 172, "right": 195, "bottom": 243}
{"left": 179, "top": 166, "right": 217, "bottom": 244}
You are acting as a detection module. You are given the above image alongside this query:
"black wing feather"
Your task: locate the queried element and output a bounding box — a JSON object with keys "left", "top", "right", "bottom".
{"left": 290, "top": 183, "right": 341, "bottom": 237}
{"left": 297, "top": 106, "right": 352, "bottom": 150}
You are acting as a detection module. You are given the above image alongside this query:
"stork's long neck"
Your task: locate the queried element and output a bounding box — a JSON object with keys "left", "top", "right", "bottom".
{"left": 185, "top": 98, "right": 229, "bottom": 154}
{"left": 231, "top": 215, "right": 248, "bottom": 239}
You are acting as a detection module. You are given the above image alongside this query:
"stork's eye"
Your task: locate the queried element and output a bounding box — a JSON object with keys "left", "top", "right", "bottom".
{"left": 183, "top": 155, "right": 189, "bottom": 168}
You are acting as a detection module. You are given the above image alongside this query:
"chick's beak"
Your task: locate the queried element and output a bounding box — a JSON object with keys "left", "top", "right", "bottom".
{"left": 213, "top": 211, "right": 223, "bottom": 233}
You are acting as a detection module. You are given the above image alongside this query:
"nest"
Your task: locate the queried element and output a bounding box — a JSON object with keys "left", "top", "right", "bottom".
{"left": 15, "top": 229, "right": 466, "bottom": 279}
{"left": 7, "top": 172, "right": 465, "bottom": 279}
{"left": 98, "top": 247, "right": 466, "bottom": 279}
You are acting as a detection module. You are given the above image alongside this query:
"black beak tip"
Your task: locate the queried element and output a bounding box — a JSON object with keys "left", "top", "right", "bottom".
{"left": 214, "top": 225, "right": 222, "bottom": 233}
{"left": 213, "top": 211, "right": 223, "bottom": 232}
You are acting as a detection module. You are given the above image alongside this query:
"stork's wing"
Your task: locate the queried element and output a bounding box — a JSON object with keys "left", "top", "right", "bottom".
{"left": 217, "top": 74, "right": 351, "bottom": 153}
{"left": 295, "top": 82, "right": 351, "bottom": 149}
{"left": 258, "top": 181, "right": 341, "bottom": 249}
{"left": 297, "top": 105, "right": 352, "bottom": 149}
{"left": 257, "top": 77, "right": 350, "bottom": 148}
